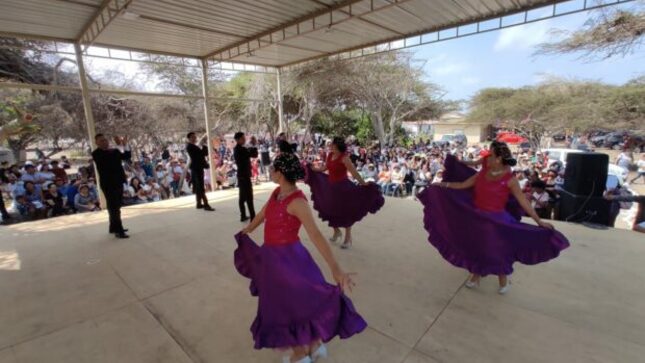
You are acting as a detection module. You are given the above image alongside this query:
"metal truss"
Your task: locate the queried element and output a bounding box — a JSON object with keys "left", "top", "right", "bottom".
{"left": 0, "top": 82, "right": 273, "bottom": 103}
{"left": 77, "top": 0, "right": 134, "bottom": 50}
{"left": 0, "top": 38, "right": 276, "bottom": 74}
{"left": 285, "top": 0, "right": 638, "bottom": 68}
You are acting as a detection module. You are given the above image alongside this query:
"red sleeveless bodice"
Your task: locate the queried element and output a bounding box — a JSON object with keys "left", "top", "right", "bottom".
{"left": 327, "top": 153, "right": 348, "bottom": 182}
{"left": 264, "top": 188, "right": 307, "bottom": 246}
{"left": 473, "top": 162, "right": 513, "bottom": 212}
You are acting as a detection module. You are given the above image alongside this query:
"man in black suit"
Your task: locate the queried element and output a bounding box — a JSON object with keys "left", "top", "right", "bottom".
{"left": 92, "top": 134, "right": 131, "bottom": 239}
{"left": 234, "top": 132, "right": 256, "bottom": 222}
{"left": 186, "top": 132, "right": 214, "bottom": 211}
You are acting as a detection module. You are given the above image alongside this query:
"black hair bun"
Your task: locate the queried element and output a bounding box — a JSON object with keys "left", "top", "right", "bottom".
{"left": 505, "top": 158, "right": 517, "bottom": 167}
{"left": 278, "top": 140, "right": 294, "bottom": 154}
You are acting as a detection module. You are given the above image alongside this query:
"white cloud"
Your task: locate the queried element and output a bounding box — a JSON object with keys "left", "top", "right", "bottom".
{"left": 494, "top": 21, "right": 551, "bottom": 51}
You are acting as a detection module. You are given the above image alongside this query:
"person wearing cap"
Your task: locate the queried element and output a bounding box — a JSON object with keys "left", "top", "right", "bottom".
{"left": 91, "top": 134, "right": 131, "bottom": 239}
{"left": 234, "top": 132, "right": 256, "bottom": 222}
{"left": 186, "top": 132, "right": 214, "bottom": 211}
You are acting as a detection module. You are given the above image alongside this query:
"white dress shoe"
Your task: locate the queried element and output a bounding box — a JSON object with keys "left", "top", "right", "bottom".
{"left": 311, "top": 343, "right": 328, "bottom": 361}
{"left": 498, "top": 281, "right": 511, "bottom": 295}
{"left": 283, "top": 356, "right": 312, "bottom": 363}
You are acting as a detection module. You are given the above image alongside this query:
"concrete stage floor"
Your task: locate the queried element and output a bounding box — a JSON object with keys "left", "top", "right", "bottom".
{"left": 1, "top": 184, "right": 644, "bottom": 363}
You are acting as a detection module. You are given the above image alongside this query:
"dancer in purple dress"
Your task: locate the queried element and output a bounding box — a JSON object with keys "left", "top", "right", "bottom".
{"left": 235, "top": 149, "right": 367, "bottom": 363}
{"left": 305, "top": 137, "right": 384, "bottom": 249}
{"left": 418, "top": 142, "right": 569, "bottom": 294}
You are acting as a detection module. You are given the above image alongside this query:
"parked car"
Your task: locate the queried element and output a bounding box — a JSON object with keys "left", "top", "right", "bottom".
{"left": 440, "top": 134, "right": 467, "bottom": 147}
{"left": 603, "top": 131, "right": 629, "bottom": 149}
{"left": 552, "top": 133, "right": 566, "bottom": 142}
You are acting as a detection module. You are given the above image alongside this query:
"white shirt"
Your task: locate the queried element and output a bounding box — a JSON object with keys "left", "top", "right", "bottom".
{"left": 637, "top": 159, "right": 645, "bottom": 173}
{"left": 617, "top": 153, "right": 632, "bottom": 169}
{"left": 532, "top": 191, "right": 550, "bottom": 209}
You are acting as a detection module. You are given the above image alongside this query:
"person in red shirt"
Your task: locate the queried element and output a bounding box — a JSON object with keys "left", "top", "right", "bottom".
{"left": 50, "top": 160, "right": 68, "bottom": 183}
{"left": 418, "top": 142, "right": 569, "bottom": 295}
{"left": 306, "top": 137, "right": 384, "bottom": 249}
{"left": 236, "top": 149, "right": 366, "bottom": 363}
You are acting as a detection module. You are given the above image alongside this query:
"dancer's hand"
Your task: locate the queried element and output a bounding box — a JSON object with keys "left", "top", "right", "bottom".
{"left": 333, "top": 268, "right": 357, "bottom": 293}
{"left": 240, "top": 226, "right": 252, "bottom": 235}
{"left": 538, "top": 221, "right": 554, "bottom": 230}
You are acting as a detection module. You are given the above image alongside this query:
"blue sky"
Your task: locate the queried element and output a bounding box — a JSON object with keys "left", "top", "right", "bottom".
{"left": 414, "top": 4, "right": 644, "bottom": 101}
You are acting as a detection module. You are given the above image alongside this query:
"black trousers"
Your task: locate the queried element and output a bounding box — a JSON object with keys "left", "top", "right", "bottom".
{"left": 191, "top": 168, "right": 209, "bottom": 207}
{"left": 238, "top": 177, "right": 255, "bottom": 219}
{"left": 103, "top": 185, "right": 124, "bottom": 233}
{"left": 0, "top": 196, "right": 9, "bottom": 219}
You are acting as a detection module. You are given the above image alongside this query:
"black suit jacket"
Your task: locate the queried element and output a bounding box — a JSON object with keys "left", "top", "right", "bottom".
{"left": 186, "top": 143, "right": 209, "bottom": 170}
{"left": 92, "top": 148, "right": 130, "bottom": 189}
{"left": 234, "top": 144, "right": 252, "bottom": 179}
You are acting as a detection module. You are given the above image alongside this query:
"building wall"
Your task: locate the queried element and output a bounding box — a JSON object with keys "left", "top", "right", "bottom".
{"left": 433, "top": 124, "right": 485, "bottom": 144}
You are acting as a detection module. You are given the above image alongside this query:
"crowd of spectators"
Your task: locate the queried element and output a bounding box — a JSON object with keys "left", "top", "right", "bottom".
{"left": 1, "top": 133, "right": 642, "bottom": 231}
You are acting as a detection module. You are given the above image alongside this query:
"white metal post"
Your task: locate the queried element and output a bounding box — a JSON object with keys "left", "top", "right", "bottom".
{"left": 276, "top": 67, "right": 285, "bottom": 135}
{"left": 74, "top": 43, "right": 106, "bottom": 207}
{"left": 200, "top": 59, "right": 218, "bottom": 194}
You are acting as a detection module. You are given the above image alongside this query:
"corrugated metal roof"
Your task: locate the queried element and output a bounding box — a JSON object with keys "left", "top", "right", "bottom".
{"left": 0, "top": 0, "right": 570, "bottom": 66}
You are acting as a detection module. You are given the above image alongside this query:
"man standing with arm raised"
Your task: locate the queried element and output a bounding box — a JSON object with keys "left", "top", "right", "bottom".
{"left": 234, "top": 132, "right": 256, "bottom": 222}
{"left": 92, "top": 134, "right": 131, "bottom": 239}
{"left": 186, "top": 132, "right": 214, "bottom": 211}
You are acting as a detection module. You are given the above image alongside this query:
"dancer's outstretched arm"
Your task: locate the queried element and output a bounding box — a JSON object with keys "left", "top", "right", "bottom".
{"left": 342, "top": 156, "right": 366, "bottom": 185}
{"left": 508, "top": 178, "right": 554, "bottom": 230}
{"left": 436, "top": 174, "right": 477, "bottom": 190}
{"left": 242, "top": 204, "right": 267, "bottom": 234}
{"left": 288, "top": 198, "right": 356, "bottom": 293}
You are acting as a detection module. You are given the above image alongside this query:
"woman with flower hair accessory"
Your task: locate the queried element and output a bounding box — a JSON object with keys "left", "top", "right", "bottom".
{"left": 418, "top": 141, "right": 570, "bottom": 295}
{"left": 234, "top": 147, "right": 366, "bottom": 363}
{"left": 305, "top": 137, "right": 384, "bottom": 249}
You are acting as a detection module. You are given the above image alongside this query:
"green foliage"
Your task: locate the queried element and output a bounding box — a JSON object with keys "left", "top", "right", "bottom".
{"left": 468, "top": 77, "right": 645, "bottom": 146}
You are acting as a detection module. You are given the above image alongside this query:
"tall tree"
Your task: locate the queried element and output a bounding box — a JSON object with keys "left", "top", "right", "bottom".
{"left": 537, "top": 3, "right": 644, "bottom": 59}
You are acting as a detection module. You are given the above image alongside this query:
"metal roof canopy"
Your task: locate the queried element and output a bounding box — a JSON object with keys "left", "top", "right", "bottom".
{"left": 0, "top": 0, "right": 626, "bottom": 68}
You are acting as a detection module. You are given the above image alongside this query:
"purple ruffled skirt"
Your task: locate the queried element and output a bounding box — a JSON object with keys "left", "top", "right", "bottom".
{"left": 304, "top": 164, "right": 384, "bottom": 228}
{"left": 234, "top": 233, "right": 367, "bottom": 349}
{"left": 418, "top": 157, "right": 570, "bottom": 276}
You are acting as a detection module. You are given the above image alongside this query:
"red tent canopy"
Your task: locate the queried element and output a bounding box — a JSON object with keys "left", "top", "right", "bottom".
{"left": 496, "top": 132, "right": 527, "bottom": 144}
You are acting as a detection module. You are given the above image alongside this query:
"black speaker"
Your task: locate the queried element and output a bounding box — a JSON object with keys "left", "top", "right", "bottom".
{"left": 557, "top": 192, "right": 611, "bottom": 226}
{"left": 563, "top": 153, "right": 608, "bottom": 197}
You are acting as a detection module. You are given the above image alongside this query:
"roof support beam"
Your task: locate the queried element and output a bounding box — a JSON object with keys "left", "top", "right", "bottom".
{"left": 306, "top": 0, "right": 405, "bottom": 36}
{"left": 77, "top": 0, "right": 134, "bottom": 50}
{"left": 203, "top": 0, "right": 365, "bottom": 60}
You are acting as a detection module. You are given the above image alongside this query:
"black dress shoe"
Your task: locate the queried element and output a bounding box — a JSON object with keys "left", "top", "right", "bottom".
{"left": 196, "top": 205, "right": 204, "bottom": 209}
{"left": 109, "top": 228, "right": 128, "bottom": 234}
{"left": 203, "top": 206, "right": 215, "bottom": 211}
{"left": 114, "top": 232, "right": 130, "bottom": 239}
{"left": 240, "top": 216, "right": 249, "bottom": 222}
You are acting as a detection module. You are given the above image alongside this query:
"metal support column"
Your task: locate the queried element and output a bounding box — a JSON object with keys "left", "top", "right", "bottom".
{"left": 200, "top": 59, "right": 218, "bottom": 194}
{"left": 74, "top": 43, "right": 106, "bottom": 207}
{"left": 276, "top": 67, "right": 285, "bottom": 135}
